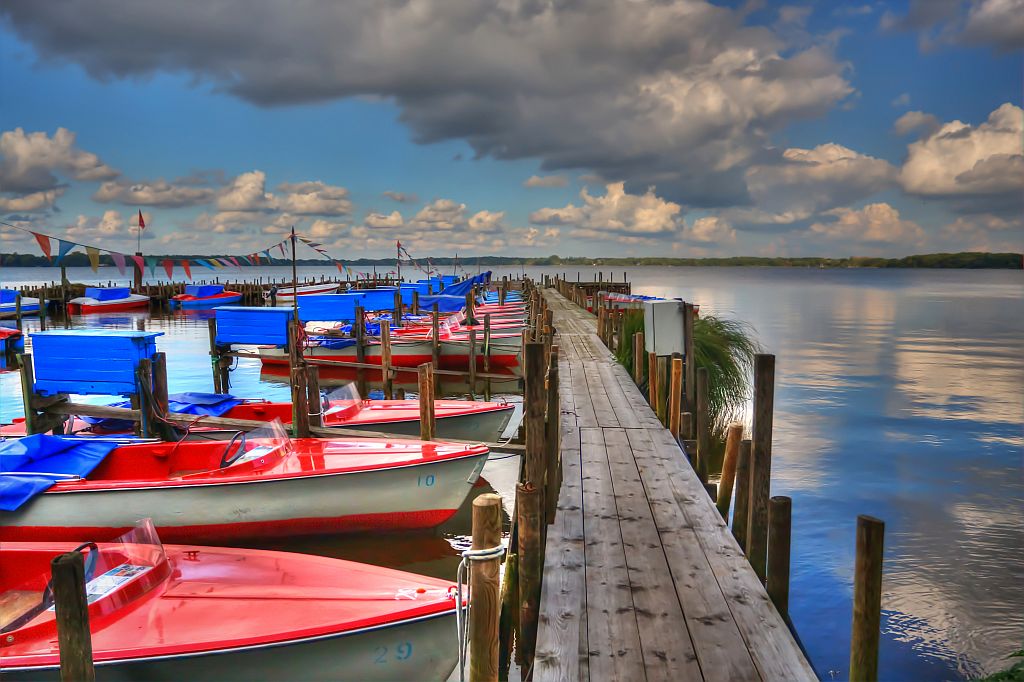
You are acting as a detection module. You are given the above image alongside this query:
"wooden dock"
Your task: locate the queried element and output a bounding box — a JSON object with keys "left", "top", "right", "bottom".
{"left": 534, "top": 288, "right": 816, "bottom": 681}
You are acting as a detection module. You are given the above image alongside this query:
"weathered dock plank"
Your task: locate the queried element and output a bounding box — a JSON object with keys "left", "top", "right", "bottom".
{"left": 535, "top": 287, "right": 816, "bottom": 682}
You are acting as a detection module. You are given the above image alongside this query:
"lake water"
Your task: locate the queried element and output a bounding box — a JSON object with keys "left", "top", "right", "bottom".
{"left": 2, "top": 264, "right": 1021, "bottom": 680}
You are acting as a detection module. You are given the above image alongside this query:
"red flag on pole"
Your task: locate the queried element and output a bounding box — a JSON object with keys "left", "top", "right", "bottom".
{"left": 137, "top": 210, "right": 146, "bottom": 230}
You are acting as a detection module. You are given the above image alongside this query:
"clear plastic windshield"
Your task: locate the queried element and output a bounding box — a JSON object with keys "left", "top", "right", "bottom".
{"left": 323, "top": 383, "right": 364, "bottom": 417}
{"left": 230, "top": 418, "right": 293, "bottom": 464}
{"left": 0, "top": 519, "right": 166, "bottom": 634}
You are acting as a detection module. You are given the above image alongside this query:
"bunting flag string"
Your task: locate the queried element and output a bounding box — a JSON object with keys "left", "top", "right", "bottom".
{"left": 181, "top": 260, "right": 192, "bottom": 280}
{"left": 111, "top": 252, "right": 127, "bottom": 276}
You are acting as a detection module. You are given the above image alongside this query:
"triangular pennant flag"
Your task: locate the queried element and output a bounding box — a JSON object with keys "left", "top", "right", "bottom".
{"left": 209, "top": 259, "right": 223, "bottom": 269}
{"left": 263, "top": 250, "right": 273, "bottom": 263}
{"left": 278, "top": 242, "right": 287, "bottom": 257}
{"left": 239, "top": 256, "right": 252, "bottom": 266}
{"left": 54, "top": 239, "right": 76, "bottom": 265}
{"left": 181, "top": 260, "right": 192, "bottom": 280}
{"left": 162, "top": 259, "right": 174, "bottom": 279}
{"left": 111, "top": 252, "right": 127, "bottom": 275}
{"left": 335, "top": 262, "right": 344, "bottom": 274}
{"left": 250, "top": 253, "right": 260, "bottom": 265}
{"left": 228, "top": 257, "right": 240, "bottom": 267}
{"left": 85, "top": 246, "right": 101, "bottom": 272}
{"left": 306, "top": 241, "right": 322, "bottom": 248}
{"left": 145, "top": 256, "right": 158, "bottom": 278}
{"left": 32, "top": 232, "right": 52, "bottom": 261}
{"left": 217, "top": 258, "right": 232, "bottom": 268}
{"left": 131, "top": 255, "right": 145, "bottom": 276}
{"left": 196, "top": 259, "right": 215, "bottom": 270}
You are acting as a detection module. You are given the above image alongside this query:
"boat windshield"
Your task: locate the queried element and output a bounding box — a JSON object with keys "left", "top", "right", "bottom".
{"left": 231, "top": 418, "right": 293, "bottom": 463}
{"left": 0, "top": 519, "right": 166, "bottom": 634}
{"left": 323, "top": 383, "right": 364, "bottom": 417}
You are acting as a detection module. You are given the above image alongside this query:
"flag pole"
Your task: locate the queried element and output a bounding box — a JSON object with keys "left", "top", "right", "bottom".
{"left": 290, "top": 226, "right": 300, "bottom": 320}
{"left": 396, "top": 240, "right": 402, "bottom": 284}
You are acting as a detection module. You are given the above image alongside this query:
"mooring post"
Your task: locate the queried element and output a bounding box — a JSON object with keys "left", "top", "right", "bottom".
{"left": 633, "top": 330, "right": 644, "bottom": 384}
{"left": 417, "top": 362, "right": 436, "bottom": 440}
{"left": 517, "top": 481, "right": 542, "bottom": 674}
{"left": 354, "top": 305, "right": 367, "bottom": 397}
{"left": 483, "top": 314, "right": 492, "bottom": 401}
{"left": 468, "top": 329, "right": 478, "bottom": 400}
{"left": 767, "top": 495, "right": 792, "bottom": 619}
{"left": 412, "top": 290, "right": 420, "bottom": 315}
{"left": 39, "top": 291, "right": 47, "bottom": 331}
{"left": 18, "top": 353, "right": 37, "bottom": 435}
{"left": 524, "top": 342, "right": 547, "bottom": 491}
{"left": 394, "top": 288, "right": 403, "bottom": 328}
{"left": 381, "top": 320, "right": 393, "bottom": 399}
{"left": 306, "top": 365, "right": 323, "bottom": 428}
{"left": 14, "top": 293, "right": 22, "bottom": 331}
{"left": 135, "top": 358, "right": 154, "bottom": 439}
{"left": 647, "top": 351, "right": 659, "bottom": 412}
{"left": 470, "top": 493, "right": 503, "bottom": 682}
{"left": 695, "top": 366, "right": 710, "bottom": 484}
{"left": 669, "top": 355, "right": 683, "bottom": 441}
{"left": 466, "top": 290, "right": 476, "bottom": 326}
{"left": 51, "top": 551, "right": 96, "bottom": 682}
{"left": 683, "top": 302, "right": 696, "bottom": 435}
{"left": 207, "top": 318, "right": 222, "bottom": 393}
{"left": 716, "top": 422, "right": 744, "bottom": 519}
{"left": 432, "top": 304, "right": 443, "bottom": 398}
{"left": 544, "top": 345, "right": 561, "bottom": 524}
{"left": 850, "top": 515, "right": 885, "bottom": 682}
{"left": 732, "top": 439, "right": 752, "bottom": 552}
{"left": 747, "top": 353, "right": 776, "bottom": 582}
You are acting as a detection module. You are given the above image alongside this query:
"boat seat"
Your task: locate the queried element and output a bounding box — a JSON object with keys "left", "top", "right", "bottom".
{"left": 0, "top": 590, "right": 42, "bottom": 630}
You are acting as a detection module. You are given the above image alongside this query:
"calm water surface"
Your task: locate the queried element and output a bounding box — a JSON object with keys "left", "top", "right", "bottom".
{"left": 2, "top": 265, "right": 1021, "bottom": 680}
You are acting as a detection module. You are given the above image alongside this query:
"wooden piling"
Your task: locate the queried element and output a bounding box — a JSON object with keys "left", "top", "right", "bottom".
{"left": 381, "top": 320, "right": 393, "bottom": 399}
{"left": 470, "top": 493, "right": 503, "bottom": 682}
{"left": 524, "top": 342, "right": 547, "bottom": 490}
{"left": 51, "top": 551, "right": 96, "bottom": 682}
{"left": 517, "top": 481, "right": 543, "bottom": 675}
{"left": 695, "top": 366, "right": 710, "bottom": 484}
{"left": 632, "top": 330, "right": 644, "bottom": 384}
{"left": 850, "top": 515, "right": 884, "bottom": 682}
{"left": 418, "top": 362, "right": 436, "bottom": 440}
{"left": 647, "top": 351, "right": 659, "bottom": 412}
{"left": 18, "top": 353, "right": 37, "bottom": 435}
{"left": 468, "top": 330, "right": 478, "bottom": 399}
{"left": 207, "top": 319, "right": 222, "bottom": 393}
{"left": 306, "top": 365, "right": 323, "bottom": 428}
{"left": 732, "top": 439, "right": 752, "bottom": 552}
{"left": 767, "top": 496, "right": 792, "bottom": 619}
{"left": 716, "top": 422, "right": 744, "bottom": 519}
{"left": 683, "top": 302, "right": 696, "bottom": 432}
{"left": 747, "top": 354, "right": 776, "bottom": 582}
{"left": 354, "top": 305, "right": 367, "bottom": 397}
{"left": 669, "top": 356, "right": 683, "bottom": 440}
{"left": 544, "top": 346, "right": 560, "bottom": 524}
{"left": 483, "top": 314, "right": 492, "bottom": 401}
{"left": 431, "top": 303, "right": 442, "bottom": 398}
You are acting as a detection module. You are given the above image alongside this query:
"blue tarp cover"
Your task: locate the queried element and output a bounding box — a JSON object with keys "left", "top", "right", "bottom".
{"left": 440, "top": 272, "right": 491, "bottom": 297}
{"left": 0, "top": 289, "right": 16, "bottom": 303}
{"left": 0, "top": 435, "right": 119, "bottom": 511}
{"left": 84, "top": 287, "right": 131, "bottom": 301}
{"left": 82, "top": 392, "right": 243, "bottom": 431}
{"left": 310, "top": 337, "right": 358, "bottom": 350}
{"left": 419, "top": 295, "right": 468, "bottom": 313}
{"left": 185, "top": 284, "right": 224, "bottom": 297}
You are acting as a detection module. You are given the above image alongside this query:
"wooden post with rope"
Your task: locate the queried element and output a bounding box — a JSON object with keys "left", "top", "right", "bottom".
{"left": 51, "top": 551, "right": 96, "bottom": 682}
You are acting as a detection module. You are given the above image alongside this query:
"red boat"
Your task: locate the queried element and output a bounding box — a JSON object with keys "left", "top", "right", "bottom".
{"left": 170, "top": 284, "right": 243, "bottom": 309}
{"left": 0, "top": 425, "right": 489, "bottom": 543}
{"left": 66, "top": 287, "right": 150, "bottom": 314}
{"left": 0, "top": 523, "right": 461, "bottom": 681}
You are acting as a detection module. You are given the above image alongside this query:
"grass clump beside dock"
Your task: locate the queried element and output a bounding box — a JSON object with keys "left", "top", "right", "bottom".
{"left": 615, "top": 309, "right": 761, "bottom": 472}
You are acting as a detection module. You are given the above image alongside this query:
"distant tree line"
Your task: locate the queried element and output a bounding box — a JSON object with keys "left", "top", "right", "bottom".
{"left": 1, "top": 251, "right": 1020, "bottom": 269}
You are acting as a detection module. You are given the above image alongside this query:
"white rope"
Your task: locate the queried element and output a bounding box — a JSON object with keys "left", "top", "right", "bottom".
{"left": 455, "top": 543, "right": 506, "bottom": 682}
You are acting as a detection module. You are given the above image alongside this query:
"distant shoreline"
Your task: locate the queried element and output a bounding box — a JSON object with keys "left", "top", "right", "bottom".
{"left": 1, "top": 251, "right": 1020, "bottom": 269}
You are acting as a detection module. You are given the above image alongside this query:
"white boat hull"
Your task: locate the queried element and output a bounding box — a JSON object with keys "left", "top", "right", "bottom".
{"left": 0, "top": 453, "right": 487, "bottom": 542}
{"left": 6, "top": 611, "right": 459, "bottom": 682}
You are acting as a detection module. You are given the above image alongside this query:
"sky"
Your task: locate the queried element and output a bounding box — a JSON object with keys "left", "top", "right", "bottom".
{"left": 0, "top": 0, "right": 1021, "bottom": 260}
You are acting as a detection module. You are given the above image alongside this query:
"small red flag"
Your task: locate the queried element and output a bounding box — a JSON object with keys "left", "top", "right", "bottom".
{"left": 137, "top": 210, "right": 146, "bottom": 230}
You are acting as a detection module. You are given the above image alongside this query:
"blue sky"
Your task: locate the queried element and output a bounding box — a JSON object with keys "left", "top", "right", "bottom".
{"left": 0, "top": 0, "right": 1020, "bottom": 259}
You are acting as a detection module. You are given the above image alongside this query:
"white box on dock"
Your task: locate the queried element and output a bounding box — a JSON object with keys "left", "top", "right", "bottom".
{"left": 643, "top": 300, "right": 686, "bottom": 356}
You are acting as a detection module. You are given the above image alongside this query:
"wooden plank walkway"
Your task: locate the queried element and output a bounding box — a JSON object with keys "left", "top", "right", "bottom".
{"left": 534, "top": 289, "right": 816, "bottom": 682}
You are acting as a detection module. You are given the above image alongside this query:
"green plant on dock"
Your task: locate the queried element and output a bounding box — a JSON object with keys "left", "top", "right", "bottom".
{"left": 616, "top": 309, "right": 761, "bottom": 472}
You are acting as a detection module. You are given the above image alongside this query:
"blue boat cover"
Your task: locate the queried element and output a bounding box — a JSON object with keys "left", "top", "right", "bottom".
{"left": 82, "top": 392, "right": 243, "bottom": 431}
{"left": 0, "top": 289, "right": 16, "bottom": 303}
{"left": 419, "top": 295, "right": 468, "bottom": 313}
{"left": 84, "top": 287, "right": 131, "bottom": 301}
{"left": 310, "top": 337, "right": 357, "bottom": 350}
{"left": 0, "top": 435, "right": 119, "bottom": 511}
{"left": 185, "top": 284, "right": 224, "bottom": 297}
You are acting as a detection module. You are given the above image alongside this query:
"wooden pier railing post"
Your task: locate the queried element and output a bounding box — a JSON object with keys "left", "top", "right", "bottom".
{"left": 524, "top": 342, "right": 547, "bottom": 490}
{"left": 850, "top": 515, "right": 885, "bottom": 682}
{"left": 207, "top": 318, "right": 222, "bottom": 393}
{"left": 647, "top": 351, "right": 659, "bottom": 413}
{"left": 483, "top": 314, "right": 492, "bottom": 401}
{"left": 669, "top": 356, "right": 683, "bottom": 440}
{"left": 51, "top": 551, "right": 96, "bottom": 682}
{"left": 470, "top": 493, "right": 503, "bottom": 682}
{"left": 682, "top": 302, "right": 696, "bottom": 433}
{"left": 468, "top": 329, "right": 478, "bottom": 399}
{"left": 633, "top": 330, "right": 644, "bottom": 384}
{"left": 732, "top": 439, "right": 752, "bottom": 551}
{"left": 716, "top": 423, "right": 744, "bottom": 519}
{"left": 767, "top": 495, "right": 792, "bottom": 619}
{"left": 432, "top": 304, "right": 442, "bottom": 398}
{"left": 418, "top": 362, "right": 436, "bottom": 440}
{"left": 18, "top": 353, "right": 37, "bottom": 435}
{"left": 695, "top": 366, "right": 710, "bottom": 484}
{"left": 747, "top": 353, "right": 776, "bottom": 582}
{"left": 517, "top": 481, "right": 542, "bottom": 674}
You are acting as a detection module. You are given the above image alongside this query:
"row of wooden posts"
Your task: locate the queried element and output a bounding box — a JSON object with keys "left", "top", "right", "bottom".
{"left": 558, "top": 280, "right": 887, "bottom": 682}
